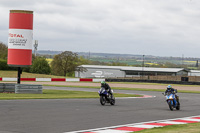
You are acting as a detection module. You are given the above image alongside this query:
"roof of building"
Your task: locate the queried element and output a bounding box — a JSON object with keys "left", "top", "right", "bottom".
{"left": 79, "top": 65, "right": 190, "bottom": 73}
{"left": 189, "top": 70, "right": 200, "bottom": 73}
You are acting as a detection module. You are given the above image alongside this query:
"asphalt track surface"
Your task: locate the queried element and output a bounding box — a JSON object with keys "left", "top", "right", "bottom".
{"left": 0, "top": 86, "right": 200, "bottom": 133}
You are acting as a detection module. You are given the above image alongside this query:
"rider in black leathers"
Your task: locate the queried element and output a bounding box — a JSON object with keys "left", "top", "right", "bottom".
{"left": 165, "top": 85, "right": 176, "bottom": 94}
{"left": 101, "top": 81, "right": 113, "bottom": 96}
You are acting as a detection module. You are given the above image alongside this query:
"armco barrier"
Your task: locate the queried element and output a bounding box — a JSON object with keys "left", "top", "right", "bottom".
{"left": 0, "top": 83, "right": 16, "bottom": 93}
{"left": 15, "top": 84, "right": 42, "bottom": 94}
{"left": 0, "top": 78, "right": 105, "bottom": 82}
{"left": 0, "top": 83, "right": 42, "bottom": 93}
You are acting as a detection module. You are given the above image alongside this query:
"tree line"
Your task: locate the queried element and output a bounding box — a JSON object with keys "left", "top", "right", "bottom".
{"left": 0, "top": 42, "right": 16, "bottom": 70}
{"left": 0, "top": 42, "right": 87, "bottom": 76}
{"left": 1, "top": 41, "right": 199, "bottom": 77}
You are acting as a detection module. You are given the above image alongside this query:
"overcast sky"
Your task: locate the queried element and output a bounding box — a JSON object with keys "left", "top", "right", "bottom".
{"left": 0, "top": 0, "right": 200, "bottom": 57}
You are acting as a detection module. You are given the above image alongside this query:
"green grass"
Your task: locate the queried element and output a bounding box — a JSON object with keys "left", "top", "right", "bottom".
{"left": 135, "top": 122, "right": 200, "bottom": 133}
{"left": 90, "top": 58, "right": 142, "bottom": 65}
{"left": 108, "top": 82, "right": 200, "bottom": 87}
{"left": 43, "top": 84, "right": 100, "bottom": 88}
{"left": 0, "top": 89, "right": 142, "bottom": 100}
{"left": 111, "top": 87, "right": 200, "bottom": 94}
{"left": 43, "top": 84, "right": 200, "bottom": 94}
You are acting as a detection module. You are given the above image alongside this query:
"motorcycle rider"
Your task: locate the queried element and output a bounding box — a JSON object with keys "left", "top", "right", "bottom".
{"left": 165, "top": 85, "right": 178, "bottom": 107}
{"left": 101, "top": 81, "right": 113, "bottom": 97}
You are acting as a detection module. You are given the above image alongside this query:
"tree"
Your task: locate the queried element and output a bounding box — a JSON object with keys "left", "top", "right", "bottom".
{"left": 0, "top": 42, "right": 17, "bottom": 70}
{"left": 23, "top": 54, "right": 37, "bottom": 72}
{"left": 0, "top": 42, "right": 8, "bottom": 60}
{"left": 79, "top": 56, "right": 90, "bottom": 65}
{"left": 30, "top": 57, "right": 51, "bottom": 74}
{"left": 51, "top": 51, "right": 82, "bottom": 77}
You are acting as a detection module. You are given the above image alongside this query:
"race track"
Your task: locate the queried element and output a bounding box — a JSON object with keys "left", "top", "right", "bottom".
{"left": 0, "top": 86, "right": 200, "bottom": 133}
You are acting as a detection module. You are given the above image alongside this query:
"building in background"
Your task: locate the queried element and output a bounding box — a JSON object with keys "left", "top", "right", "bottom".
{"left": 188, "top": 70, "right": 200, "bottom": 76}
{"left": 75, "top": 65, "right": 189, "bottom": 78}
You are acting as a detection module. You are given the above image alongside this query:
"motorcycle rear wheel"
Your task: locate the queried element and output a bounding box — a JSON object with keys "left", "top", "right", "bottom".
{"left": 176, "top": 102, "right": 180, "bottom": 110}
{"left": 110, "top": 96, "right": 115, "bottom": 105}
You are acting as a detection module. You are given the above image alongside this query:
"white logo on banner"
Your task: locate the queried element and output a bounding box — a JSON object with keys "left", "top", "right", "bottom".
{"left": 91, "top": 71, "right": 104, "bottom": 78}
{"left": 8, "top": 29, "right": 33, "bottom": 50}
{"left": 91, "top": 71, "right": 114, "bottom": 78}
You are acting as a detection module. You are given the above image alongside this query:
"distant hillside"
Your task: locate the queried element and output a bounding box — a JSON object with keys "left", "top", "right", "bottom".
{"left": 35, "top": 50, "right": 200, "bottom": 67}
{"left": 36, "top": 50, "right": 200, "bottom": 61}
{"left": 36, "top": 50, "right": 63, "bottom": 55}
{"left": 37, "top": 50, "right": 153, "bottom": 59}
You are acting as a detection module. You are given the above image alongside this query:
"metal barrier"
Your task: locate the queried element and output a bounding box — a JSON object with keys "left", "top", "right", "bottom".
{"left": 15, "top": 84, "right": 43, "bottom": 94}
{"left": 0, "top": 83, "right": 15, "bottom": 93}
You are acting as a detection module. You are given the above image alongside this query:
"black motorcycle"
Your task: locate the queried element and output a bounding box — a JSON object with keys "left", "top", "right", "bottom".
{"left": 98, "top": 87, "right": 115, "bottom": 105}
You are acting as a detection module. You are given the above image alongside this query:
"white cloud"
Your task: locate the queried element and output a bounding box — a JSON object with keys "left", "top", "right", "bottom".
{"left": 1, "top": 0, "right": 200, "bottom": 57}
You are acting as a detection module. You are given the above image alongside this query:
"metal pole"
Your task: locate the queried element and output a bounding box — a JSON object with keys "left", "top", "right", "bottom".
{"left": 17, "top": 67, "right": 21, "bottom": 84}
{"left": 34, "top": 40, "right": 38, "bottom": 57}
{"left": 182, "top": 54, "right": 184, "bottom": 67}
{"left": 142, "top": 55, "right": 145, "bottom": 78}
{"left": 182, "top": 54, "right": 184, "bottom": 76}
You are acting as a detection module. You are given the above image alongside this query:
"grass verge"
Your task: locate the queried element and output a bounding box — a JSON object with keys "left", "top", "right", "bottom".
{"left": 109, "top": 82, "right": 200, "bottom": 87}
{"left": 43, "top": 84, "right": 200, "bottom": 94}
{"left": 135, "top": 122, "right": 200, "bottom": 133}
{"left": 0, "top": 89, "right": 142, "bottom": 100}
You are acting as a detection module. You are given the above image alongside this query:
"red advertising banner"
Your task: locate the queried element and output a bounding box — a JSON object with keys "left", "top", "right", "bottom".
{"left": 7, "top": 10, "right": 33, "bottom": 67}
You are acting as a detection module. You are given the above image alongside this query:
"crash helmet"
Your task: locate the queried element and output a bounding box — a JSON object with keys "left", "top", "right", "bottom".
{"left": 167, "top": 85, "right": 172, "bottom": 89}
{"left": 101, "top": 81, "right": 106, "bottom": 85}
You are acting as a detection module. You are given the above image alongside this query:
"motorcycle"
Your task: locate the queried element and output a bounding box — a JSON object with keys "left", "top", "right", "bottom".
{"left": 98, "top": 87, "right": 115, "bottom": 105}
{"left": 162, "top": 90, "right": 180, "bottom": 111}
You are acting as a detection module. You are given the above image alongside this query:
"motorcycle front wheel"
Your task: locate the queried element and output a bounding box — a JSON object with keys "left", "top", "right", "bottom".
{"left": 100, "top": 96, "right": 106, "bottom": 105}
{"left": 168, "top": 100, "right": 173, "bottom": 111}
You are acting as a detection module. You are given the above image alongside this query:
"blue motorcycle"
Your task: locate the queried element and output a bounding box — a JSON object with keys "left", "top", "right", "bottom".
{"left": 163, "top": 90, "right": 180, "bottom": 111}
{"left": 98, "top": 87, "right": 115, "bottom": 105}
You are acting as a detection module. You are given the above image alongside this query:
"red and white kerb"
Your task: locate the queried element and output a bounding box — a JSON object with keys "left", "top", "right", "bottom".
{"left": 7, "top": 10, "right": 33, "bottom": 67}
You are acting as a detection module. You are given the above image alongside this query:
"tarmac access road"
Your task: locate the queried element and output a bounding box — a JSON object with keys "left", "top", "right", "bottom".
{"left": 0, "top": 86, "right": 199, "bottom": 133}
